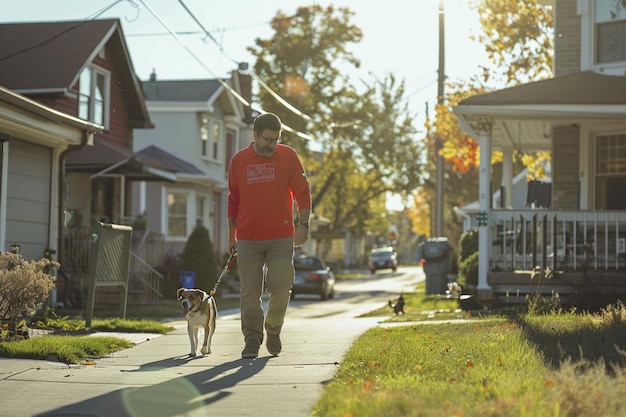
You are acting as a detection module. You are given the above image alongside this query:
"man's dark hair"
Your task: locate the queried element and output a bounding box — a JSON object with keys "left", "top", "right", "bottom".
{"left": 254, "top": 113, "right": 282, "bottom": 134}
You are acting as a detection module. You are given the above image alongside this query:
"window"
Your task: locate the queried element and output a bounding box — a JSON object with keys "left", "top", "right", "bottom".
{"left": 595, "top": 1, "right": 626, "bottom": 64}
{"left": 78, "top": 67, "right": 109, "bottom": 127}
{"left": 196, "top": 195, "right": 207, "bottom": 228}
{"left": 212, "top": 122, "right": 221, "bottom": 160}
{"left": 225, "top": 129, "right": 236, "bottom": 173}
{"left": 200, "top": 115, "right": 209, "bottom": 157}
{"left": 595, "top": 133, "right": 626, "bottom": 209}
{"left": 167, "top": 192, "right": 188, "bottom": 237}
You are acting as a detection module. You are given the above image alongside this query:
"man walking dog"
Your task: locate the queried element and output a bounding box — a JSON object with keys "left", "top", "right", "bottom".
{"left": 227, "top": 112, "right": 311, "bottom": 358}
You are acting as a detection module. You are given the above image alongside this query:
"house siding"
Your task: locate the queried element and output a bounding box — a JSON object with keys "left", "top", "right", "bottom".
{"left": 5, "top": 140, "right": 52, "bottom": 260}
{"left": 551, "top": 124, "right": 580, "bottom": 209}
{"left": 554, "top": 0, "right": 581, "bottom": 76}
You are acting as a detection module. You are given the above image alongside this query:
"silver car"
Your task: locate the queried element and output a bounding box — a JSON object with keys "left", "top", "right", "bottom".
{"left": 292, "top": 255, "right": 336, "bottom": 301}
{"left": 368, "top": 247, "right": 398, "bottom": 273}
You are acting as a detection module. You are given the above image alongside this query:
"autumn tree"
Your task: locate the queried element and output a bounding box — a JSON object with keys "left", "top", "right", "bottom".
{"left": 248, "top": 5, "right": 424, "bottom": 241}
{"left": 470, "top": 0, "right": 554, "bottom": 85}
{"left": 411, "top": 0, "right": 554, "bottom": 247}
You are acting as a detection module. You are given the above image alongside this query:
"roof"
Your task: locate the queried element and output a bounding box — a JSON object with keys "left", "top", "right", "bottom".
{"left": 453, "top": 71, "right": 626, "bottom": 150}
{"left": 65, "top": 137, "right": 176, "bottom": 182}
{"left": 142, "top": 79, "right": 224, "bottom": 102}
{"left": 0, "top": 85, "right": 102, "bottom": 134}
{"left": 135, "top": 145, "right": 206, "bottom": 175}
{"left": 0, "top": 19, "right": 152, "bottom": 128}
{"left": 458, "top": 71, "right": 626, "bottom": 106}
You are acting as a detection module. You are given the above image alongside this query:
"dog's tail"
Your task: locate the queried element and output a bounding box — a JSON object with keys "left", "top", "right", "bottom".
{"left": 388, "top": 300, "right": 396, "bottom": 308}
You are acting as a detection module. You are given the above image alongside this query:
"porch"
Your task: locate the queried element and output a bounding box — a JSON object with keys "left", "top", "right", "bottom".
{"left": 487, "top": 209, "right": 626, "bottom": 308}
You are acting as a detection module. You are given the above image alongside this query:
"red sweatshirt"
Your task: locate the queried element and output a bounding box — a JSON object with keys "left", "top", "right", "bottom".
{"left": 227, "top": 142, "right": 311, "bottom": 240}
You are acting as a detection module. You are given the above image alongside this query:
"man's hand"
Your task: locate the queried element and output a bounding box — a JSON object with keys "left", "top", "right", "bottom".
{"left": 294, "top": 225, "right": 309, "bottom": 247}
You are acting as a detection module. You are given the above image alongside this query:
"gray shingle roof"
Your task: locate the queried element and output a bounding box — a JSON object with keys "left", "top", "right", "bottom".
{"left": 142, "top": 79, "right": 224, "bottom": 102}
{"left": 459, "top": 71, "right": 626, "bottom": 106}
{"left": 136, "top": 145, "right": 205, "bottom": 175}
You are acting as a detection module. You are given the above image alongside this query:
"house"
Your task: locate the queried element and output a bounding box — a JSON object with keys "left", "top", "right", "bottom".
{"left": 131, "top": 67, "right": 254, "bottom": 261}
{"left": 0, "top": 86, "right": 101, "bottom": 263}
{"left": 456, "top": 167, "right": 552, "bottom": 231}
{"left": 0, "top": 19, "right": 175, "bottom": 305}
{"left": 452, "top": 0, "right": 626, "bottom": 308}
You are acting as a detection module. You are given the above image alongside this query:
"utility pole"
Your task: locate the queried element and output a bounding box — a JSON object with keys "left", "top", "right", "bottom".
{"left": 435, "top": 0, "right": 445, "bottom": 237}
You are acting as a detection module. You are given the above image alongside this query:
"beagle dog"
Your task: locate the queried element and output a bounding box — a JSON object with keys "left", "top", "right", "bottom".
{"left": 176, "top": 287, "right": 217, "bottom": 357}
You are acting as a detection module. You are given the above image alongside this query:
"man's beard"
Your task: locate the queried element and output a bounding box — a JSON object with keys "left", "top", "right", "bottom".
{"left": 256, "top": 144, "right": 275, "bottom": 157}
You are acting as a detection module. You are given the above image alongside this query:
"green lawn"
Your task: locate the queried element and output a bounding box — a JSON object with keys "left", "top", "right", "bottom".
{"left": 312, "top": 299, "right": 626, "bottom": 417}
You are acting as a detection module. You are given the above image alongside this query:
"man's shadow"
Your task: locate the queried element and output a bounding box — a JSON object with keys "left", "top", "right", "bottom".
{"left": 35, "top": 356, "right": 271, "bottom": 417}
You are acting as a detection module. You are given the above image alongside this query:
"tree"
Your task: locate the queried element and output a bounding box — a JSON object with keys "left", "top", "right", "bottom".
{"left": 181, "top": 225, "right": 218, "bottom": 290}
{"left": 248, "top": 6, "right": 424, "bottom": 239}
{"left": 469, "top": 0, "right": 554, "bottom": 85}
{"left": 412, "top": 0, "right": 555, "bottom": 247}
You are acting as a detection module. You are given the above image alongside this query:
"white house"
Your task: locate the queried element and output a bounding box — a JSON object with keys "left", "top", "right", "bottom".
{"left": 132, "top": 66, "right": 253, "bottom": 258}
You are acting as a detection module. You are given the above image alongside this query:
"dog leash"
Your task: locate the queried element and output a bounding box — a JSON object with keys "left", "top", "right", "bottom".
{"left": 209, "top": 252, "right": 237, "bottom": 297}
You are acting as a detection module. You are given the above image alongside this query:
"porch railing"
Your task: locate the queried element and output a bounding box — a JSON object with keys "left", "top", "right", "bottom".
{"left": 490, "top": 209, "right": 626, "bottom": 272}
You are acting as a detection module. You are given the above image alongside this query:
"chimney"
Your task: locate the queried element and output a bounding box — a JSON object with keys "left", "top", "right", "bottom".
{"left": 149, "top": 68, "right": 157, "bottom": 82}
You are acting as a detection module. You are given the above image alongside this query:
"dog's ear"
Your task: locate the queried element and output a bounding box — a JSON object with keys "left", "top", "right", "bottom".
{"left": 177, "top": 288, "right": 185, "bottom": 300}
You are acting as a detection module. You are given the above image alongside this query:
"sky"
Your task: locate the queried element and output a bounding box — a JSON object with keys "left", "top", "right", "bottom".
{"left": 1, "top": 0, "right": 492, "bottom": 209}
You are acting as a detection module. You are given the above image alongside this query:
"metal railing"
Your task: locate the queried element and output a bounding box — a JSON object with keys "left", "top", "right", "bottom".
{"left": 62, "top": 226, "right": 164, "bottom": 305}
{"left": 130, "top": 253, "right": 164, "bottom": 304}
{"left": 490, "top": 209, "right": 626, "bottom": 272}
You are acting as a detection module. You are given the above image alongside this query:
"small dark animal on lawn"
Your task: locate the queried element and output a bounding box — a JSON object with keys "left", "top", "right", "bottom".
{"left": 177, "top": 287, "right": 217, "bottom": 357}
{"left": 389, "top": 293, "right": 405, "bottom": 315}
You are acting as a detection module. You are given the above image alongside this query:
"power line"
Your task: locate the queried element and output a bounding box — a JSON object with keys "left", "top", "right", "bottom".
{"left": 173, "top": 0, "right": 314, "bottom": 130}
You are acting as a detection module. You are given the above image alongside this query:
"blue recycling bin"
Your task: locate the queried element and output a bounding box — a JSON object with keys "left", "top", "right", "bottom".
{"left": 179, "top": 270, "right": 196, "bottom": 288}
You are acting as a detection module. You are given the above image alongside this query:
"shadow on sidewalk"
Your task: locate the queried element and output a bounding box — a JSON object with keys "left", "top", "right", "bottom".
{"left": 36, "top": 356, "right": 271, "bottom": 417}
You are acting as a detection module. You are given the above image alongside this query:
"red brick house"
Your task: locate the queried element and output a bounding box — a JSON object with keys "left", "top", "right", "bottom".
{"left": 0, "top": 19, "right": 175, "bottom": 305}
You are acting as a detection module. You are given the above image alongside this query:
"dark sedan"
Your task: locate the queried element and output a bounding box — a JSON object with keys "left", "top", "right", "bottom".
{"left": 292, "top": 255, "right": 336, "bottom": 301}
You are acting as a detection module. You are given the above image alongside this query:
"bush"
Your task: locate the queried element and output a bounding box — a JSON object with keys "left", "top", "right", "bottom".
{"left": 181, "top": 225, "right": 219, "bottom": 290}
{"left": 458, "top": 228, "right": 478, "bottom": 263}
{"left": 457, "top": 251, "right": 478, "bottom": 287}
{"left": 0, "top": 251, "right": 57, "bottom": 339}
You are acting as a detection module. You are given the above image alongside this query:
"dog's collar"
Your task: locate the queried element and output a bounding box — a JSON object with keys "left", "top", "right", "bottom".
{"left": 189, "top": 293, "right": 212, "bottom": 314}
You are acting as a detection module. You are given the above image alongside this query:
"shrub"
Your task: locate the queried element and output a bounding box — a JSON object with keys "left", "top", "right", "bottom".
{"left": 181, "top": 225, "right": 219, "bottom": 289}
{"left": 457, "top": 251, "right": 478, "bottom": 287}
{"left": 458, "top": 228, "right": 478, "bottom": 263}
{"left": 0, "top": 251, "right": 57, "bottom": 339}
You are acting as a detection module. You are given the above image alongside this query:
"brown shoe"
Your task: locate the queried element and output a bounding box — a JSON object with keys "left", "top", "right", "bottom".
{"left": 267, "top": 333, "right": 281, "bottom": 356}
{"left": 242, "top": 340, "right": 260, "bottom": 358}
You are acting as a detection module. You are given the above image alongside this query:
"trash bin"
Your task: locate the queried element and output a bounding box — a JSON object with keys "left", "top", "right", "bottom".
{"left": 419, "top": 237, "right": 451, "bottom": 295}
{"left": 179, "top": 270, "right": 196, "bottom": 288}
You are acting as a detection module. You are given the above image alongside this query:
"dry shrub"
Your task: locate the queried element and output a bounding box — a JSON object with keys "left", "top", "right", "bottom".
{"left": 0, "top": 251, "right": 57, "bottom": 338}
{"left": 599, "top": 300, "right": 626, "bottom": 327}
{"left": 546, "top": 358, "right": 626, "bottom": 417}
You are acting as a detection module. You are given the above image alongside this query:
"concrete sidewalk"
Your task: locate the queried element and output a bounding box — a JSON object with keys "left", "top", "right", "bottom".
{"left": 0, "top": 309, "right": 381, "bottom": 417}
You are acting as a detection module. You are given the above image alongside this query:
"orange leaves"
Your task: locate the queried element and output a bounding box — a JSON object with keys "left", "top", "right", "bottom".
{"left": 283, "top": 75, "right": 308, "bottom": 99}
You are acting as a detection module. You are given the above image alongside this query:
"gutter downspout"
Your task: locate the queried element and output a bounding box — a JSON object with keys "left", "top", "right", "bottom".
{"left": 57, "top": 131, "right": 93, "bottom": 266}
{"left": 454, "top": 206, "right": 472, "bottom": 233}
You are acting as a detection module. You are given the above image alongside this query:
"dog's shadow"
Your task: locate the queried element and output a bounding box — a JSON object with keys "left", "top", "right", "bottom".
{"left": 36, "top": 356, "right": 272, "bottom": 417}
{"left": 120, "top": 354, "right": 205, "bottom": 372}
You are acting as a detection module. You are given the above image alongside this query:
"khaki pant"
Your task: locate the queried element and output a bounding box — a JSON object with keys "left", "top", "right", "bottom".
{"left": 236, "top": 237, "right": 294, "bottom": 344}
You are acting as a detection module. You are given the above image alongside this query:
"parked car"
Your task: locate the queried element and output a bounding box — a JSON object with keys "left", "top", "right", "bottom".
{"left": 368, "top": 247, "right": 398, "bottom": 273}
{"left": 292, "top": 255, "right": 336, "bottom": 301}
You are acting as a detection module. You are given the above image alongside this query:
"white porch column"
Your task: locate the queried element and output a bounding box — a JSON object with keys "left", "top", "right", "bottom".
{"left": 473, "top": 118, "right": 494, "bottom": 301}
{"left": 0, "top": 140, "right": 8, "bottom": 252}
{"left": 501, "top": 147, "right": 514, "bottom": 208}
